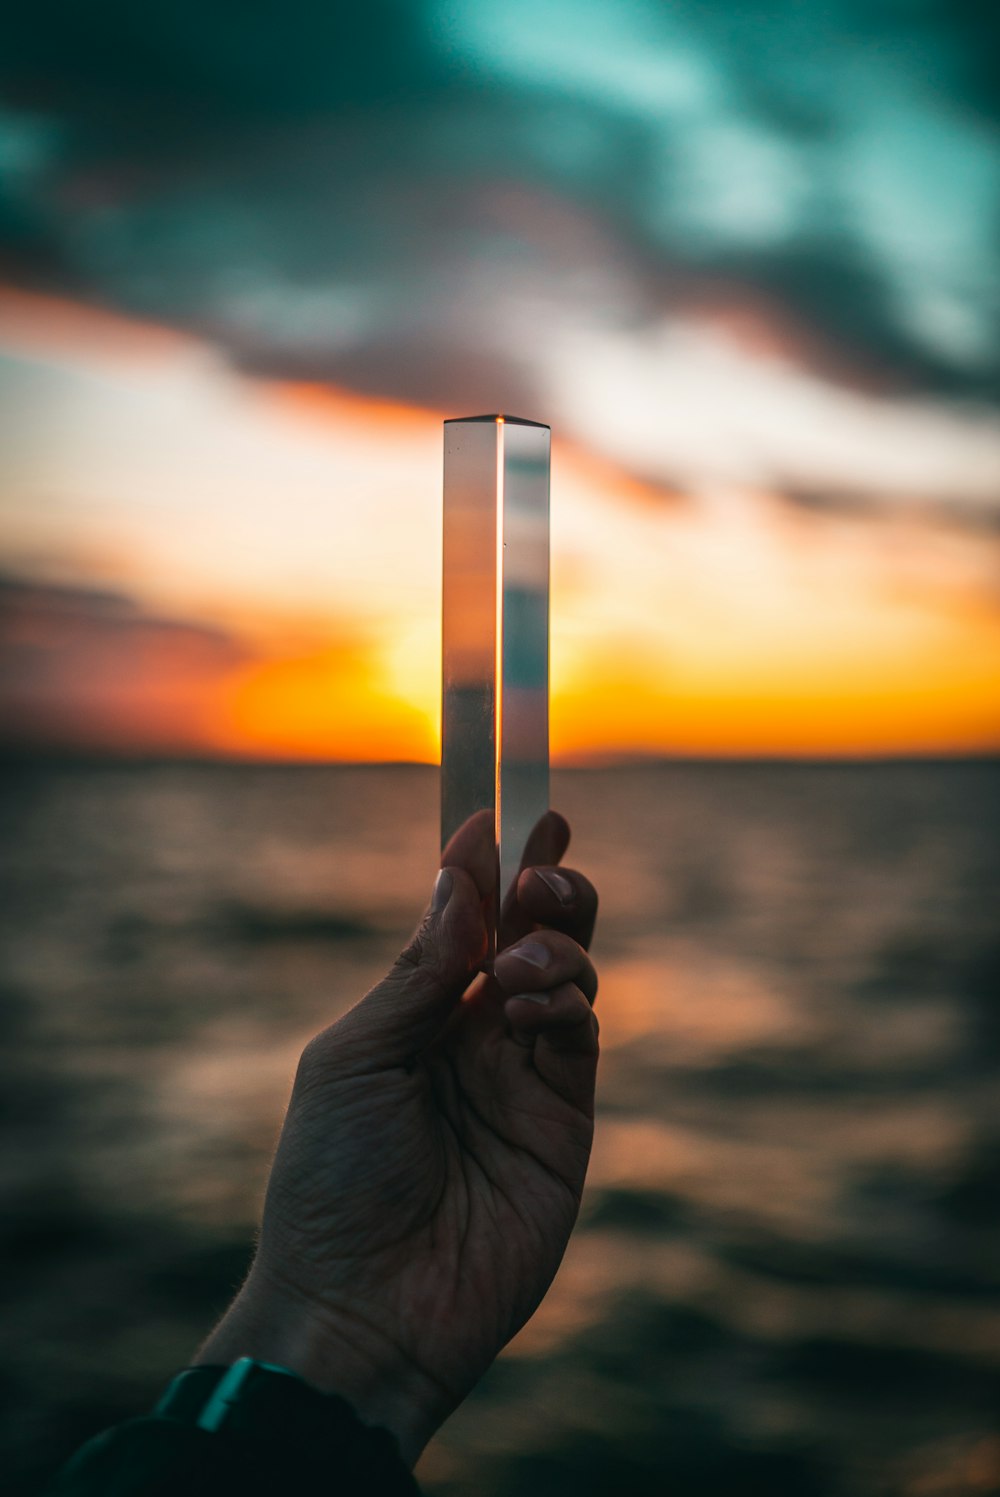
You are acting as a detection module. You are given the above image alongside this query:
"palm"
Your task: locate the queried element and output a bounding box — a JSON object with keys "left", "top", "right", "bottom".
{"left": 235, "top": 810, "right": 598, "bottom": 1456}
{"left": 399, "top": 996, "right": 590, "bottom": 1372}
{"left": 266, "top": 969, "right": 592, "bottom": 1408}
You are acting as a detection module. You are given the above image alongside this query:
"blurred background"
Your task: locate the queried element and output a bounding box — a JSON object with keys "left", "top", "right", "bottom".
{"left": 1, "top": 2, "right": 998, "bottom": 1493}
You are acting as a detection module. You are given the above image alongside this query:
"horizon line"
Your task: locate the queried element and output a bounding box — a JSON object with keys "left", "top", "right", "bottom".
{"left": 1, "top": 747, "right": 997, "bottom": 771}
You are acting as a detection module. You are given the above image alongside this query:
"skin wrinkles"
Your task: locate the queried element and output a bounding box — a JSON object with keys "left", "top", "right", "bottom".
{"left": 196, "top": 808, "right": 600, "bottom": 1467}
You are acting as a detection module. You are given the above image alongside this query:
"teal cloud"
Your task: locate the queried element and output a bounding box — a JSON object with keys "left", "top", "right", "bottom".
{"left": 0, "top": 0, "right": 997, "bottom": 424}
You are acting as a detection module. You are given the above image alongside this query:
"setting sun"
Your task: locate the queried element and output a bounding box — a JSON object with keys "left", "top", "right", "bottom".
{"left": 1, "top": 288, "right": 998, "bottom": 763}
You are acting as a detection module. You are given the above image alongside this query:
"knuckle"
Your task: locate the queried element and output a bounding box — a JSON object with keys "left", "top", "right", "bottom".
{"left": 568, "top": 940, "right": 596, "bottom": 979}
{"left": 549, "top": 930, "right": 581, "bottom": 961}
{"left": 395, "top": 917, "right": 432, "bottom": 972}
{"left": 390, "top": 950, "right": 449, "bottom": 1007}
{"left": 296, "top": 1029, "right": 332, "bottom": 1082}
{"left": 395, "top": 938, "right": 423, "bottom": 972}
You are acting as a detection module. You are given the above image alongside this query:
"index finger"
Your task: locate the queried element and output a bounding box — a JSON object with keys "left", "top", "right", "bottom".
{"left": 516, "top": 865, "right": 598, "bottom": 952}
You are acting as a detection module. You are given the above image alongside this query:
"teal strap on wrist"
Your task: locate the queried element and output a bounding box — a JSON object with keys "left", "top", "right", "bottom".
{"left": 155, "top": 1358, "right": 312, "bottom": 1432}
{"left": 152, "top": 1359, "right": 419, "bottom": 1490}
{"left": 198, "top": 1359, "right": 283, "bottom": 1431}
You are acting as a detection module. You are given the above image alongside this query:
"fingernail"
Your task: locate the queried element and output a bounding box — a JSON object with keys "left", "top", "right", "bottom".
{"left": 431, "top": 868, "right": 453, "bottom": 914}
{"left": 510, "top": 990, "right": 550, "bottom": 1005}
{"left": 535, "top": 869, "right": 574, "bottom": 904}
{"left": 501, "top": 939, "right": 551, "bottom": 970}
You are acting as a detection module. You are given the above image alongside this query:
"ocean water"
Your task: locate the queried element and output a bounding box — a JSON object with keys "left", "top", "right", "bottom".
{"left": 1, "top": 761, "right": 998, "bottom": 1496}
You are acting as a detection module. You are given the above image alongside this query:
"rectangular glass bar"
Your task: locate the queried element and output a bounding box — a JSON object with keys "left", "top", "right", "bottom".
{"left": 442, "top": 414, "right": 550, "bottom": 944}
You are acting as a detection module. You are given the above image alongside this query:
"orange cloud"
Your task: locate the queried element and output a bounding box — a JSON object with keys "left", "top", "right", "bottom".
{"left": 0, "top": 578, "right": 438, "bottom": 762}
{"left": 0, "top": 285, "right": 191, "bottom": 366}
{"left": 262, "top": 379, "right": 446, "bottom": 443}
{"left": 2, "top": 289, "right": 999, "bottom": 765}
{"left": 0, "top": 578, "right": 247, "bottom": 755}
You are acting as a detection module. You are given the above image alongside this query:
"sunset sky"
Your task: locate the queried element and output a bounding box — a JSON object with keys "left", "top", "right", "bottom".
{"left": 1, "top": 0, "right": 998, "bottom": 761}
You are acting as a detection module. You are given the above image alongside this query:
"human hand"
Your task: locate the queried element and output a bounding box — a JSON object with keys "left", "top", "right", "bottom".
{"left": 196, "top": 810, "right": 599, "bottom": 1466}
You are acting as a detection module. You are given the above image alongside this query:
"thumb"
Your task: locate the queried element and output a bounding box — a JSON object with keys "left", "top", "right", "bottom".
{"left": 330, "top": 865, "right": 487, "bottom": 1066}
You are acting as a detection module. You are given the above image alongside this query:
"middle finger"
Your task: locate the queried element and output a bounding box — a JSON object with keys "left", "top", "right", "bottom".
{"left": 493, "top": 929, "right": 598, "bottom": 1005}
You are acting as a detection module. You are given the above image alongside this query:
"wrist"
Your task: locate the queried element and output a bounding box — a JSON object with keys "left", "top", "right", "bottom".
{"left": 193, "top": 1270, "right": 447, "bottom": 1467}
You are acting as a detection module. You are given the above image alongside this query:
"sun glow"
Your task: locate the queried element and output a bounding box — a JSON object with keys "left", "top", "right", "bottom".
{"left": 1, "top": 288, "right": 998, "bottom": 763}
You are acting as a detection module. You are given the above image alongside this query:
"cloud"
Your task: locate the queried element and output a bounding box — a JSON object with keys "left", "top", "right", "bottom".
{"left": 2, "top": 1, "right": 433, "bottom": 126}
{"left": 437, "top": 0, "right": 1000, "bottom": 393}
{"left": 538, "top": 319, "right": 1000, "bottom": 506}
{"left": 0, "top": 575, "right": 248, "bottom": 752}
{"left": 0, "top": 0, "right": 996, "bottom": 409}
{"left": 0, "top": 574, "right": 439, "bottom": 760}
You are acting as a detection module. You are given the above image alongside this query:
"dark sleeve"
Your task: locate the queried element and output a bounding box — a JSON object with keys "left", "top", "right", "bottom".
{"left": 45, "top": 1412, "right": 422, "bottom": 1496}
